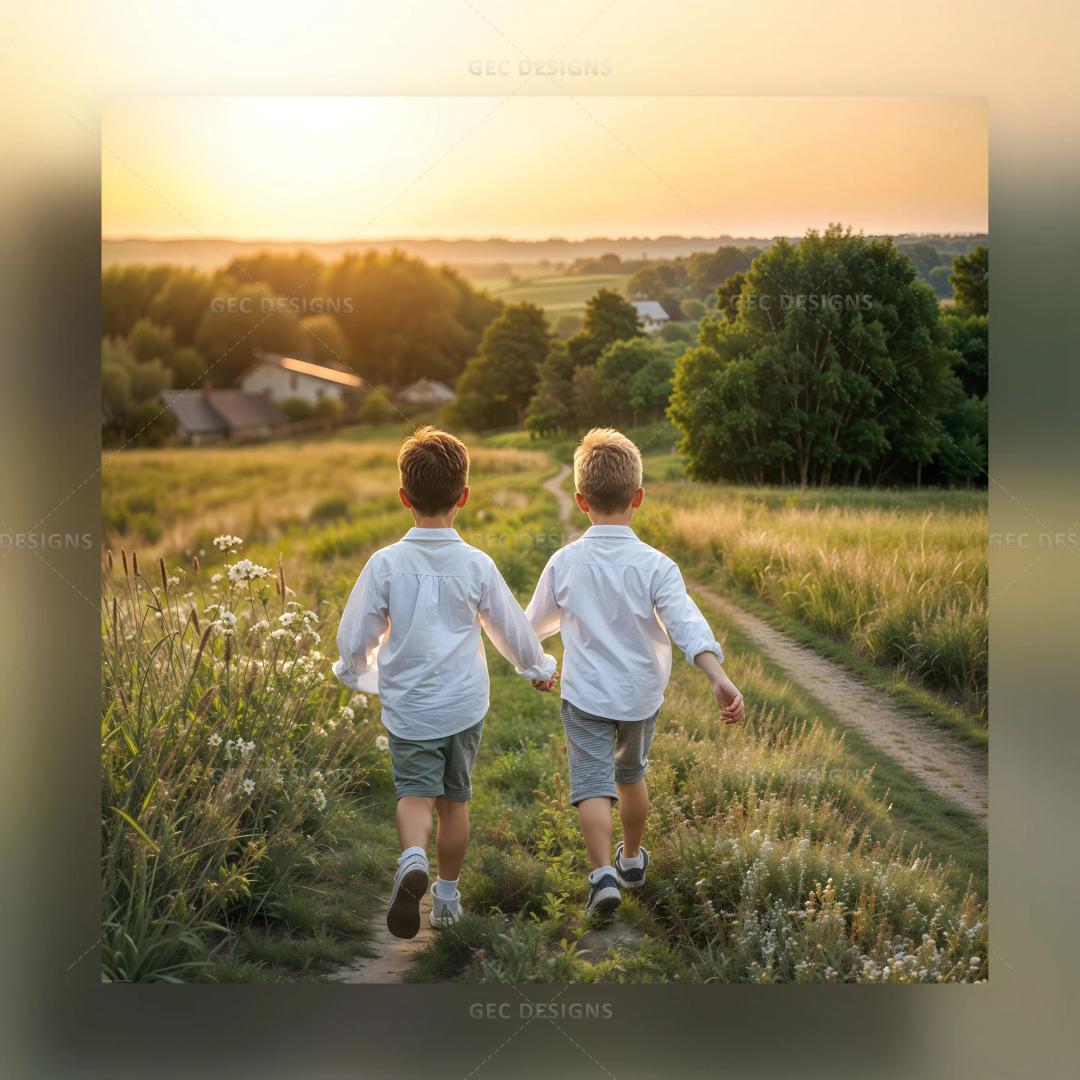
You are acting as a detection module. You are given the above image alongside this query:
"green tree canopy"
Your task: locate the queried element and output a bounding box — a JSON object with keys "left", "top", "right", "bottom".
{"left": 949, "top": 245, "right": 988, "bottom": 315}
{"left": 445, "top": 303, "right": 551, "bottom": 430}
{"left": 670, "top": 228, "right": 958, "bottom": 487}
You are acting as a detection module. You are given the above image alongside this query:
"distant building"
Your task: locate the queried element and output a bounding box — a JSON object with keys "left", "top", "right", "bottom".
{"left": 397, "top": 377, "right": 456, "bottom": 408}
{"left": 631, "top": 300, "right": 670, "bottom": 334}
{"left": 240, "top": 349, "right": 363, "bottom": 405}
{"left": 160, "top": 388, "right": 286, "bottom": 446}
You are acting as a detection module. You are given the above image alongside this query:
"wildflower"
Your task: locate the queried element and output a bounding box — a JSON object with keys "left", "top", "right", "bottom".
{"left": 278, "top": 612, "right": 299, "bottom": 628}
{"left": 212, "top": 534, "right": 243, "bottom": 552}
{"left": 207, "top": 733, "right": 223, "bottom": 748}
{"left": 312, "top": 788, "right": 327, "bottom": 811}
{"left": 252, "top": 619, "right": 270, "bottom": 632}
{"left": 375, "top": 734, "right": 390, "bottom": 752}
{"left": 270, "top": 628, "right": 290, "bottom": 641}
{"left": 338, "top": 705, "right": 355, "bottom": 721}
{"left": 311, "top": 769, "right": 325, "bottom": 783}
{"left": 241, "top": 778, "right": 255, "bottom": 795}
{"left": 239, "top": 739, "right": 255, "bottom": 755}
{"left": 350, "top": 693, "right": 368, "bottom": 710}
{"left": 303, "top": 610, "right": 319, "bottom": 624}
{"left": 228, "top": 558, "right": 270, "bottom": 584}
{"left": 210, "top": 573, "right": 223, "bottom": 584}
{"left": 219, "top": 610, "right": 237, "bottom": 628}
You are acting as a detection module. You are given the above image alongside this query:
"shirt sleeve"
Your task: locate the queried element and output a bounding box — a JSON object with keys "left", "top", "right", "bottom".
{"left": 524, "top": 556, "right": 562, "bottom": 642}
{"left": 480, "top": 560, "right": 557, "bottom": 681}
{"left": 653, "top": 562, "right": 724, "bottom": 666}
{"left": 332, "top": 557, "right": 389, "bottom": 693}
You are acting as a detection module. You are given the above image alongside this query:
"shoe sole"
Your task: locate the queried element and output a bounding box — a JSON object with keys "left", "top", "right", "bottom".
{"left": 615, "top": 871, "right": 645, "bottom": 890}
{"left": 585, "top": 887, "right": 622, "bottom": 919}
{"left": 386, "top": 866, "right": 429, "bottom": 939}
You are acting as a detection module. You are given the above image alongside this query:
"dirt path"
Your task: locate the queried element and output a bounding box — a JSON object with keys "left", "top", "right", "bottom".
{"left": 544, "top": 464, "right": 988, "bottom": 827}
{"left": 329, "top": 893, "right": 433, "bottom": 984}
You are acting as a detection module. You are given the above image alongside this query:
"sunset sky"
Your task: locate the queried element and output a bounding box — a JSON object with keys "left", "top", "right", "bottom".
{"left": 102, "top": 96, "right": 987, "bottom": 241}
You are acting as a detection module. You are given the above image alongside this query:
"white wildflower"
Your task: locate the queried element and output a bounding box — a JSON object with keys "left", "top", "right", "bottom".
{"left": 338, "top": 705, "right": 355, "bottom": 721}
{"left": 207, "top": 733, "right": 223, "bottom": 748}
{"left": 375, "top": 734, "right": 390, "bottom": 752}
{"left": 241, "top": 778, "right": 255, "bottom": 795}
{"left": 212, "top": 534, "right": 243, "bottom": 552}
{"left": 270, "top": 628, "right": 290, "bottom": 640}
{"left": 350, "top": 693, "right": 368, "bottom": 710}
{"left": 210, "top": 573, "right": 223, "bottom": 585}
{"left": 278, "top": 612, "right": 299, "bottom": 628}
{"left": 228, "top": 558, "right": 270, "bottom": 584}
{"left": 312, "top": 788, "right": 327, "bottom": 811}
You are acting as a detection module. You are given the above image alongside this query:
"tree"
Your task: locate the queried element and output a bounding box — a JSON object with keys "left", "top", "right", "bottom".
{"left": 626, "top": 266, "right": 665, "bottom": 298}
{"left": 357, "top": 385, "right": 401, "bottom": 425}
{"left": 714, "top": 272, "right": 746, "bottom": 323}
{"left": 949, "top": 245, "right": 988, "bottom": 315}
{"left": 524, "top": 341, "right": 576, "bottom": 436}
{"left": 566, "top": 289, "right": 642, "bottom": 367}
{"left": 669, "top": 228, "right": 954, "bottom": 487}
{"left": 445, "top": 303, "right": 551, "bottom": 430}
{"left": 686, "top": 246, "right": 757, "bottom": 298}
{"left": 148, "top": 267, "right": 216, "bottom": 344}
{"left": 127, "top": 318, "right": 175, "bottom": 365}
{"left": 680, "top": 298, "right": 706, "bottom": 321}
{"left": 102, "top": 265, "right": 171, "bottom": 338}
{"left": 552, "top": 313, "right": 582, "bottom": 339}
{"left": 940, "top": 310, "right": 988, "bottom": 397}
{"left": 296, "top": 313, "right": 351, "bottom": 366}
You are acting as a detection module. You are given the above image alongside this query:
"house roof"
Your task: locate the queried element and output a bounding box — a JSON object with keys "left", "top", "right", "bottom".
{"left": 248, "top": 350, "right": 363, "bottom": 388}
{"left": 397, "top": 377, "right": 456, "bottom": 404}
{"left": 160, "top": 390, "right": 229, "bottom": 435}
{"left": 160, "top": 389, "right": 285, "bottom": 434}
{"left": 631, "top": 300, "right": 670, "bottom": 322}
{"left": 207, "top": 390, "right": 286, "bottom": 429}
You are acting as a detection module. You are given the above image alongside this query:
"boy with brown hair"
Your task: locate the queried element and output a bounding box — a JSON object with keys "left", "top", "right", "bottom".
{"left": 334, "top": 426, "right": 557, "bottom": 938}
{"left": 526, "top": 428, "right": 744, "bottom": 917}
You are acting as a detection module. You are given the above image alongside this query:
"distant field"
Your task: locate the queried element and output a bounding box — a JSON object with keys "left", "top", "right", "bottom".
{"left": 490, "top": 272, "right": 632, "bottom": 316}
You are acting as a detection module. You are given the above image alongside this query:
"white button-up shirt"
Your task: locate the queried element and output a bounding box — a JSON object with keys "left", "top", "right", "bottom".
{"left": 525, "top": 524, "right": 723, "bottom": 721}
{"left": 333, "top": 527, "right": 556, "bottom": 740}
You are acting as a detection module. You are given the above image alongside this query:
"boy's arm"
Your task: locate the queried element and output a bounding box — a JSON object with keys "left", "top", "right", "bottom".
{"left": 654, "top": 563, "right": 744, "bottom": 724}
{"left": 480, "top": 560, "right": 557, "bottom": 681}
{"left": 332, "top": 559, "right": 389, "bottom": 692}
{"left": 524, "top": 557, "right": 561, "bottom": 641}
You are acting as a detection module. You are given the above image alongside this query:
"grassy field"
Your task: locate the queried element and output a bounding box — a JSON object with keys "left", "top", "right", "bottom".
{"left": 490, "top": 272, "right": 632, "bottom": 318}
{"left": 101, "top": 427, "right": 987, "bottom": 982}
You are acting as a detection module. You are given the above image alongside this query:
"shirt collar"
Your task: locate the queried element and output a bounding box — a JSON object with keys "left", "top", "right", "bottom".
{"left": 403, "top": 527, "right": 463, "bottom": 542}
{"left": 582, "top": 524, "right": 637, "bottom": 539}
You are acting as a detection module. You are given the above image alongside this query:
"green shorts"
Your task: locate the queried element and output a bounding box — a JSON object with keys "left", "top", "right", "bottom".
{"left": 387, "top": 720, "right": 484, "bottom": 801}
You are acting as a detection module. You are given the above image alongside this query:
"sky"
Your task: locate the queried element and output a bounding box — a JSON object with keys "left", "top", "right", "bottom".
{"left": 102, "top": 96, "right": 987, "bottom": 241}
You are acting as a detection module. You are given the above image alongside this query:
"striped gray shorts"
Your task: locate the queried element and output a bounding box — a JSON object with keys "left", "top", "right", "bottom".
{"left": 560, "top": 699, "right": 659, "bottom": 806}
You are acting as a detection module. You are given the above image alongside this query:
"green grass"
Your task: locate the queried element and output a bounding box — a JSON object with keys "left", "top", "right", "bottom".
{"left": 104, "top": 427, "right": 988, "bottom": 983}
{"left": 490, "top": 272, "right": 632, "bottom": 317}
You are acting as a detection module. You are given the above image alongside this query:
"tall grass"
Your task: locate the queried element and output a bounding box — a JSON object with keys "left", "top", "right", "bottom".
{"left": 637, "top": 488, "right": 987, "bottom": 718}
{"left": 100, "top": 539, "right": 383, "bottom": 981}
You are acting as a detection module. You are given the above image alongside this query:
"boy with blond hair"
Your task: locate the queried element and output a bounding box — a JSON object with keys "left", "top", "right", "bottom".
{"left": 526, "top": 428, "right": 744, "bottom": 917}
{"left": 334, "top": 426, "right": 557, "bottom": 938}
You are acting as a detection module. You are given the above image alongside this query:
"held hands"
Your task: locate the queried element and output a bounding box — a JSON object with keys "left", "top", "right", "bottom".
{"left": 712, "top": 678, "right": 745, "bottom": 725}
{"left": 531, "top": 671, "right": 559, "bottom": 693}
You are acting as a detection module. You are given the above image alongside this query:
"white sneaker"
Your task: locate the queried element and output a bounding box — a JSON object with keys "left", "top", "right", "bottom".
{"left": 386, "top": 855, "right": 429, "bottom": 939}
{"left": 430, "top": 884, "right": 463, "bottom": 929}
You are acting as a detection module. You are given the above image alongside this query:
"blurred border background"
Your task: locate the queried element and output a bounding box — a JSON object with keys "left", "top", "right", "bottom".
{"left": 2, "top": 2, "right": 1077, "bottom": 1077}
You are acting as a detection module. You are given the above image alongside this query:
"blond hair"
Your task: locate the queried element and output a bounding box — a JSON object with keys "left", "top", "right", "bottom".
{"left": 397, "top": 426, "right": 470, "bottom": 515}
{"left": 573, "top": 428, "right": 643, "bottom": 513}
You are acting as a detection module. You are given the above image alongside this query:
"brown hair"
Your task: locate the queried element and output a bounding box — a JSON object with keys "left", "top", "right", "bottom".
{"left": 573, "top": 428, "right": 643, "bottom": 513}
{"left": 397, "top": 426, "right": 470, "bottom": 515}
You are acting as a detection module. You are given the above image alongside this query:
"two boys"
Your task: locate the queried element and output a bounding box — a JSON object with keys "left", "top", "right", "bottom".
{"left": 335, "top": 426, "right": 743, "bottom": 938}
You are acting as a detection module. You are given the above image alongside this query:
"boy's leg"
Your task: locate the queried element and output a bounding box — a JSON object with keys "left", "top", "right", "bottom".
{"left": 614, "top": 778, "right": 648, "bottom": 858}
{"left": 396, "top": 795, "right": 437, "bottom": 850}
{"left": 613, "top": 712, "right": 658, "bottom": 863}
{"left": 434, "top": 797, "right": 469, "bottom": 880}
{"left": 577, "top": 797, "right": 615, "bottom": 870}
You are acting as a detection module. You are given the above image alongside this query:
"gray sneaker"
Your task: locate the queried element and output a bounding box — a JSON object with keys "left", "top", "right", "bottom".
{"left": 429, "top": 885, "right": 463, "bottom": 929}
{"left": 584, "top": 871, "right": 622, "bottom": 919}
{"left": 386, "top": 855, "right": 429, "bottom": 939}
{"left": 614, "top": 842, "right": 648, "bottom": 889}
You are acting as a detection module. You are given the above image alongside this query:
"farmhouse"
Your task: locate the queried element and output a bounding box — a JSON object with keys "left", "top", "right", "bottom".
{"left": 241, "top": 349, "right": 363, "bottom": 405}
{"left": 160, "top": 387, "right": 286, "bottom": 446}
{"left": 631, "top": 299, "right": 670, "bottom": 334}
{"left": 397, "top": 377, "right": 456, "bottom": 408}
